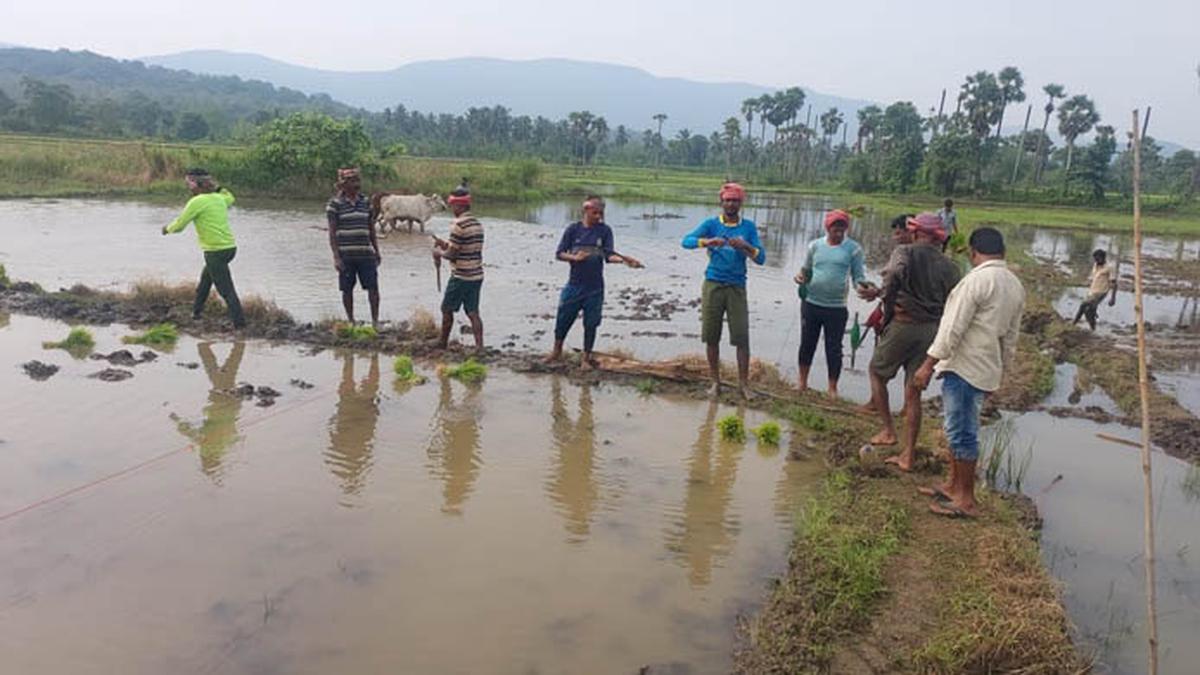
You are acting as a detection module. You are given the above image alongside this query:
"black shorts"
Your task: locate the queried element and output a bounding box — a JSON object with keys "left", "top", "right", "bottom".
{"left": 339, "top": 257, "right": 378, "bottom": 292}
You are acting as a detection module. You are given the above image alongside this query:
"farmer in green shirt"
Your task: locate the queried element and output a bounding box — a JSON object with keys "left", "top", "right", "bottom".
{"left": 161, "top": 168, "right": 245, "bottom": 329}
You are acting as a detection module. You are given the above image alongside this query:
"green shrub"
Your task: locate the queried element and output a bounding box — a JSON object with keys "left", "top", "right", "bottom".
{"left": 718, "top": 414, "right": 746, "bottom": 442}
{"left": 443, "top": 358, "right": 487, "bottom": 383}
{"left": 635, "top": 378, "right": 657, "bottom": 395}
{"left": 122, "top": 322, "right": 179, "bottom": 347}
{"left": 753, "top": 421, "right": 783, "bottom": 446}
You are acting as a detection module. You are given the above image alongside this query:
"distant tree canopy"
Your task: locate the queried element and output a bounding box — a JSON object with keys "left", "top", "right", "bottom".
{"left": 1, "top": 49, "right": 1196, "bottom": 203}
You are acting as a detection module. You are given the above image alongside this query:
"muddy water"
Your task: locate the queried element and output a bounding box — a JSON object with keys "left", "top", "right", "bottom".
{"left": 0, "top": 314, "right": 823, "bottom": 674}
{"left": 992, "top": 368, "right": 1200, "bottom": 674}
{"left": 4, "top": 196, "right": 1198, "bottom": 401}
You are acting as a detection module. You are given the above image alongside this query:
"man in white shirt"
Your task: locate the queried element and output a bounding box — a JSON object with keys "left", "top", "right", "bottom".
{"left": 912, "top": 228, "right": 1025, "bottom": 518}
{"left": 1072, "top": 249, "right": 1117, "bottom": 331}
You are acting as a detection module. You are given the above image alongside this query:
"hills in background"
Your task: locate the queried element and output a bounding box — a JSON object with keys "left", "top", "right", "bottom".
{"left": 0, "top": 47, "right": 356, "bottom": 123}
{"left": 142, "top": 50, "right": 875, "bottom": 137}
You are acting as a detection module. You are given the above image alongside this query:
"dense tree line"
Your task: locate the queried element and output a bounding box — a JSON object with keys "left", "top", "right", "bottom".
{"left": 2, "top": 50, "right": 1196, "bottom": 203}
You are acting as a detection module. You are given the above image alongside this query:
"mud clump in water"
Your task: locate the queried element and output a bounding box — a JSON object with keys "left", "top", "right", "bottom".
{"left": 22, "top": 360, "right": 60, "bottom": 381}
{"left": 289, "top": 378, "right": 314, "bottom": 389}
{"left": 177, "top": 361, "right": 200, "bottom": 370}
{"left": 219, "top": 382, "right": 283, "bottom": 407}
{"left": 88, "top": 368, "right": 133, "bottom": 382}
{"left": 91, "top": 349, "right": 158, "bottom": 367}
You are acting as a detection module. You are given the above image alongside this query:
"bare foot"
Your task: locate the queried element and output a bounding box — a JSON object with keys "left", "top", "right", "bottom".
{"left": 869, "top": 430, "right": 898, "bottom": 446}
{"left": 579, "top": 359, "right": 593, "bottom": 372}
{"left": 884, "top": 453, "right": 914, "bottom": 472}
{"left": 917, "top": 484, "right": 953, "bottom": 501}
{"left": 827, "top": 387, "right": 839, "bottom": 399}
{"left": 707, "top": 383, "right": 720, "bottom": 400}
{"left": 542, "top": 353, "right": 562, "bottom": 364}
{"left": 856, "top": 401, "right": 877, "bottom": 415}
{"left": 796, "top": 381, "right": 809, "bottom": 394}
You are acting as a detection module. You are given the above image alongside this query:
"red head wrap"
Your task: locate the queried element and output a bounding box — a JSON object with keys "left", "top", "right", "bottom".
{"left": 337, "top": 167, "right": 360, "bottom": 181}
{"left": 824, "top": 209, "right": 851, "bottom": 230}
{"left": 719, "top": 182, "right": 746, "bottom": 201}
{"left": 447, "top": 193, "right": 472, "bottom": 206}
{"left": 906, "top": 212, "right": 947, "bottom": 243}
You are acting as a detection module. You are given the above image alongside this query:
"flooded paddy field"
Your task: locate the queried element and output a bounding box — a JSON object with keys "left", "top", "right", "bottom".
{"left": 4, "top": 195, "right": 1200, "bottom": 673}
{"left": 0, "top": 314, "right": 824, "bottom": 674}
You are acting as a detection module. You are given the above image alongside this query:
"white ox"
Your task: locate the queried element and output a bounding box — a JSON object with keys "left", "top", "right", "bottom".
{"left": 374, "top": 193, "right": 447, "bottom": 235}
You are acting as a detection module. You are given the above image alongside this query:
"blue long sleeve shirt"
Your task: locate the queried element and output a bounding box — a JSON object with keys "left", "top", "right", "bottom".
{"left": 801, "top": 237, "right": 866, "bottom": 308}
{"left": 681, "top": 216, "right": 766, "bottom": 287}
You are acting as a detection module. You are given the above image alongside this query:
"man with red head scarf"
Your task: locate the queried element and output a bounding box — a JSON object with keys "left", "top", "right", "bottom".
{"left": 326, "top": 167, "right": 382, "bottom": 326}
{"left": 681, "top": 182, "right": 766, "bottom": 399}
{"left": 858, "top": 211, "right": 960, "bottom": 470}
{"left": 433, "top": 181, "right": 484, "bottom": 350}
{"left": 793, "top": 209, "right": 866, "bottom": 397}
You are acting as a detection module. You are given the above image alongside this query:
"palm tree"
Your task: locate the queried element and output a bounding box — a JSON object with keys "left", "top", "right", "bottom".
{"left": 995, "top": 66, "right": 1026, "bottom": 138}
{"left": 819, "top": 108, "right": 843, "bottom": 147}
{"left": 756, "top": 94, "right": 773, "bottom": 145}
{"left": 1057, "top": 94, "right": 1100, "bottom": 192}
{"left": 856, "top": 105, "right": 882, "bottom": 153}
{"left": 652, "top": 113, "right": 668, "bottom": 177}
{"left": 1033, "top": 83, "right": 1066, "bottom": 184}
{"left": 722, "top": 117, "right": 741, "bottom": 177}
{"left": 741, "top": 98, "right": 758, "bottom": 177}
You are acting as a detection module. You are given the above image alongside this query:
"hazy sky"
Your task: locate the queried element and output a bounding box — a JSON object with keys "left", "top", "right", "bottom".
{"left": 5, "top": 0, "right": 1199, "bottom": 147}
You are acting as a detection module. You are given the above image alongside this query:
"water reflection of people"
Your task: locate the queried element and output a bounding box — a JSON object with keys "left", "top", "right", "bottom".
{"left": 665, "top": 401, "right": 744, "bottom": 586}
{"left": 426, "top": 376, "right": 483, "bottom": 515}
{"left": 325, "top": 352, "right": 380, "bottom": 497}
{"left": 545, "top": 377, "right": 599, "bottom": 542}
{"left": 172, "top": 341, "right": 245, "bottom": 480}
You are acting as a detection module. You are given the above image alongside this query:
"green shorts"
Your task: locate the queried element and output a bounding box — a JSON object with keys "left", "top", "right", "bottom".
{"left": 701, "top": 280, "right": 749, "bottom": 348}
{"left": 869, "top": 320, "right": 938, "bottom": 383}
{"left": 441, "top": 277, "right": 482, "bottom": 315}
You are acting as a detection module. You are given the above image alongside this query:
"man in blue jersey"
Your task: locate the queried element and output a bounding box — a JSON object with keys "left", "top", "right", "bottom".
{"left": 545, "top": 195, "right": 643, "bottom": 369}
{"left": 681, "top": 183, "right": 766, "bottom": 400}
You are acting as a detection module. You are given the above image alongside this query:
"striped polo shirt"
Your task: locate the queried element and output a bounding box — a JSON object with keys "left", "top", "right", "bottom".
{"left": 326, "top": 193, "right": 375, "bottom": 260}
{"left": 448, "top": 214, "right": 484, "bottom": 281}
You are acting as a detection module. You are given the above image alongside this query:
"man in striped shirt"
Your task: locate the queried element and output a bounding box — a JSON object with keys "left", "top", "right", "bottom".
{"left": 433, "top": 184, "right": 484, "bottom": 350}
{"left": 326, "top": 167, "right": 381, "bottom": 326}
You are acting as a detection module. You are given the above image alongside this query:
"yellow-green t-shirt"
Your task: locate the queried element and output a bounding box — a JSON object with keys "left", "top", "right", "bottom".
{"left": 166, "top": 189, "right": 237, "bottom": 251}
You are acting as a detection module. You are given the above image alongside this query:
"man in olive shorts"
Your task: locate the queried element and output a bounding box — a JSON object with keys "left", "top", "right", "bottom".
{"left": 859, "top": 212, "right": 960, "bottom": 470}
{"left": 681, "top": 183, "right": 766, "bottom": 400}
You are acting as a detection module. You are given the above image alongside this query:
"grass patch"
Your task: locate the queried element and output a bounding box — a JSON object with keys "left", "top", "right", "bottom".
{"left": 392, "top": 354, "right": 427, "bottom": 385}
{"left": 909, "top": 525, "right": 1083, "bottom": 673}
{"left": 980, "top": 419, "right": 1033, "bottom": 492}
{"left": 735, "top": 471, "right": 909, "bottom": 673}
{"left": 718, "top": 414, "right": 746, "bottom": 442}
{"left": 753, "top": 421, "right": 783, "bottom": 446}
{"left": 0, "top": 263, "right": 9, "bottom": 289}
{"left": 772, "top": 402, "right": 833, "bottom": 432}
{"left": 442, "top": 358, "right": 487, "bottom": 384}
{"left": 635, "top": 378, "right": 658, "bottom": 395}
{"left": 334, "top": 323, "right": 378, "bottom": 342}
{"left": 121, "top": 322, "right": 179, "bottom": 347}
{"left": 42, "top": 326, "right": 95, "bottom": 357}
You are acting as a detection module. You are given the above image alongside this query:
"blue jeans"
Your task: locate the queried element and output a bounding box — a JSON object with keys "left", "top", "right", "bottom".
{"left": 941, "top": 371, "right": 985, "bottom": 461}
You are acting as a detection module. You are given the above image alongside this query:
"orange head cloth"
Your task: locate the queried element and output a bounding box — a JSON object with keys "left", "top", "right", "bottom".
{"left": 824, "top": 209, "right": 851, "bottom": 230}
{"left": 719, "top": 182, "right": 746, "bottom": 201}
{"left": 906, "top": 212, "right": 947, "bottom": 243}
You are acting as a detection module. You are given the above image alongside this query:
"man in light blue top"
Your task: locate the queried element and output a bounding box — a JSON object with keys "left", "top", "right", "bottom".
{"left": 793, "top": 209, "right": 867, "bottom": 397}
{"left": 682, "top": 182, "right": 766, "bottom": 400}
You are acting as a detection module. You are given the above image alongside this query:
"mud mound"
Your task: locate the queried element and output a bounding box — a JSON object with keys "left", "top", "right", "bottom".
{"left": 22, "top": 360, "right": 59, "bottom": 381}
{"left": 88, "top": 368, "right": 133, "bottom": 382}
{"left": 90, "top": 349, "right": 158, "bottom": 367}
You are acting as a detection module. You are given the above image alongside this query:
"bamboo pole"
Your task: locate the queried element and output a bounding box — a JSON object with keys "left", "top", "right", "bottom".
{"left": 1131, "top": 108, "right": 1159, "bottom": 675}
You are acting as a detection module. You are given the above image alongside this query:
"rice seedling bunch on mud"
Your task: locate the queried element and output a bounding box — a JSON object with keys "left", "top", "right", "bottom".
{"left": 718, "top": 415, "right": 746, "bottom": 442}
{"left": 334, "top": 323, "right": 378, "bottom": 341}
{"left": 442, "top": 358, "right": 487, "bottom": 383}
{"left": 753, "top": 421, "right": 782, "bottom": 446}
{"left": 42, "top": 326, "right": 95, "bottom": 357}
{"left": 392, "top": 355, "right": 427, "bottom": 385}
{"left": 635, "top": 378, "right": 658, "bottom": 395}
{"left": 122, "top": 323, "right": 179, "bottom": 347}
